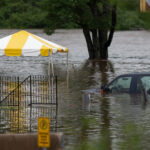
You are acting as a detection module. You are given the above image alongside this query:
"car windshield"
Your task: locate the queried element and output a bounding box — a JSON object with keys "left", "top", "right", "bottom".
{"left": 108, "top": 76, "right": 132, "bottom": 93}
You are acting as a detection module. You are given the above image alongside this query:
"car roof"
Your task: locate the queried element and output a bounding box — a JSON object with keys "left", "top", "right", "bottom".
{"left": 118, "top": 72, "right": 150, "bottom": 77}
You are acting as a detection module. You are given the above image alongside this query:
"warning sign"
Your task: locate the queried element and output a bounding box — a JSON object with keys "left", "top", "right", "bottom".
{"left": 38, "top": 117, "right": 50, "bottom": 148}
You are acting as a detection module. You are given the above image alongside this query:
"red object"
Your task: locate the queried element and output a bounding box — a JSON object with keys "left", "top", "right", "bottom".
{"left": 101, "top": 89, "right": 103, "bottom": 95}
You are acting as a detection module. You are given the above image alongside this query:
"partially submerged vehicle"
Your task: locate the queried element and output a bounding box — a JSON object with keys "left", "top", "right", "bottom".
{"left": 101, "top": 73, "right": 150, "bottom": 94}
{"left": 81, "top": 73, "right": 150, "bottom": 110}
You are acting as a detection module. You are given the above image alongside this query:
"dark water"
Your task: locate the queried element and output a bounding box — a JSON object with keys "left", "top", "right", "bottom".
{"left": 1, "top": 29, "right": 150, "bottom": 149}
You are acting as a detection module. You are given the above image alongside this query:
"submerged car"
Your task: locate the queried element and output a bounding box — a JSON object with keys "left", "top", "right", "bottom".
{"left": 101, "top": 73, "right": 150, "bottom": 94}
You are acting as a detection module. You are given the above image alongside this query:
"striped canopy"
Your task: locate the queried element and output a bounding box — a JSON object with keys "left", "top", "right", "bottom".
{"left": 0, "top": 30, "right": 68, "bottom": 56}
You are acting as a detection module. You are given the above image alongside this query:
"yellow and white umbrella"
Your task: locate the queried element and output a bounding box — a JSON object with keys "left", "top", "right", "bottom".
{"left": 0, "top": 30, "right": 68, "bottom": 56}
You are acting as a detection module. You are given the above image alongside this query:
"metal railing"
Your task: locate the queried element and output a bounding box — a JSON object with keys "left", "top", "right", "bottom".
{"left": 0, "top": 105, "right": 57, "bottom": 133}
{"left": 0, "top": 75, "right": 58, "bottom": 106}
{"left": 0, "top": 75, "right": 58, "bottom": 133}
{"left": 0, "top": 76, "right": 19, "bottom": 103}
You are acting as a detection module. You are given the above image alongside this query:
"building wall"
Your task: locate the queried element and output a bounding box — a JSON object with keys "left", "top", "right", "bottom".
{"left": 146, "top": 0, "right": 150, "bottom": 11}
{"left": 140, "top": 0, "right": 150, "bottom": 12}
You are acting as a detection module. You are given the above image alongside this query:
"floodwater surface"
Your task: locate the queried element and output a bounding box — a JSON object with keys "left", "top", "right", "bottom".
{"left": 1, "top": 29, "right": 150, "bottom": 149}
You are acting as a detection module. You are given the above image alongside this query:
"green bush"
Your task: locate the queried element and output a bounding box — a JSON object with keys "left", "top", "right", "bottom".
{"left": 116, "top": 10, "right": 146, "bottom": 30}
{"left": 0, "top": 0, "right": 149, "bottom": 30}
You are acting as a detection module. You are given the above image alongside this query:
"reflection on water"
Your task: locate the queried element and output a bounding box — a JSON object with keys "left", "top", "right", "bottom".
{"left": 100, "top": 96, "right": 111, "bottom": 150}
{"left": 0, "top": 30, "right": 150, "bottom": 149}
{"left": 0, "top": 106, "right": 57, "bottom": 133}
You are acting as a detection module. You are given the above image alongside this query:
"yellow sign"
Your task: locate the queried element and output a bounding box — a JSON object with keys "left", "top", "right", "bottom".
{"left": 38, "top": 117, "right": 50, "bottom": 148}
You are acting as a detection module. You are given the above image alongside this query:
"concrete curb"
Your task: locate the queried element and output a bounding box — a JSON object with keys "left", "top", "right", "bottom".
{"left": 0, "top": 133, "right": 63, "bottom": 150}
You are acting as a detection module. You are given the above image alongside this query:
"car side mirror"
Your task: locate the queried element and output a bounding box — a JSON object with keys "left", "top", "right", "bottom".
{"left": 101, "top": 85, "right": 111, "bottom": 92}
{"left": 101, "top": 85, "right": 105, "bottom": 89}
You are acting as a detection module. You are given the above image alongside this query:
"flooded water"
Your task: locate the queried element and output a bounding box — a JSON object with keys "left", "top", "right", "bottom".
{"left": 1, "top": 29, "right": 150, "bottom": 149}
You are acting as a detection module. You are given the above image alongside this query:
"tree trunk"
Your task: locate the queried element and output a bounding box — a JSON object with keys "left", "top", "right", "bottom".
{"left": 82, "top": 4, "right": 116, "bottom": 60}
{"left": 83, "top": 26, "right": 95, "bottom": 59}
{"left": 83, "top": 28, "right": 108, "bottom": 60}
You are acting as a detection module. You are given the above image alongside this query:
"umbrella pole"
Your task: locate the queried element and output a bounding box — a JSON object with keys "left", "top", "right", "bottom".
{"left": 48, "top": 51, "right": 54, "bottom": 76}
{"left": 50, "top": 54, "right": 54, "bottom": 77}
{"left": 48, "top": 54, "right": 50, "bottom": 77}
{"left": 48, "top": 52, "right": 51, "bottom": 102}
{"left": 66, "top": 52, "right": 69, "bottom": 88}
{"left": 49, "top": 52, "right": 54, "bottom": 101}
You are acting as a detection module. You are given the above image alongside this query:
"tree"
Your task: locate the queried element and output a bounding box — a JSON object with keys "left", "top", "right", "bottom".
{"left": 45, "top": 0, "right": 117, "bottom": 60}
{"left": 0, "top": 0, "right": 47, "bottom": 28}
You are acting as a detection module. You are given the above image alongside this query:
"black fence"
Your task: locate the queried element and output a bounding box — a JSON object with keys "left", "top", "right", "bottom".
{"left": 0, "top": 105, "right": 57, "bottom": 133}
{"left": 0, "top": 75, "right": 58, "bottom": 133}
{"left": 0, "top": 76, "right": 19, "bottom": 103}
{"left": 0, "top": 75, "right": 58, "bottom": 106}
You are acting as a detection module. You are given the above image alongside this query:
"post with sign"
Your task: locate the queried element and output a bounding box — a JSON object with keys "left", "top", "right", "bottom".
{"left": 38, "top": 117, "right": 50, "bottom": 150}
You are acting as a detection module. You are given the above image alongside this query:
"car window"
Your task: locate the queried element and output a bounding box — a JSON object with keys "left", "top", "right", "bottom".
{"left": 108, "top": 76, "right": 132, "bottom": 93}
{"left": 137, "top": 76, "right": 150, "bottom": 94}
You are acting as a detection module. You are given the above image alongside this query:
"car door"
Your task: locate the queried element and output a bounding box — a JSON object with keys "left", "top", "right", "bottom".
{"left": 136, "top": 75, "right": 150, "bottom": 94}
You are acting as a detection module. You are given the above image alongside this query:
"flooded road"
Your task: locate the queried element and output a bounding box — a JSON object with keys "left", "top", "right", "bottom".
{"left": 1, "top": 29, "right": 150, "bottom": 149}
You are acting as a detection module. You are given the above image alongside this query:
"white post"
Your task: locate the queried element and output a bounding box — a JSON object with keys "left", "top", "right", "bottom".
{"left": 66, "top": 52, "right": 69, "bottom": 88}
{"left": 49, "top": 52, "right": 54, "bottom": 101}
{"left": 48, "top": 51, "right": 51, "bottom": 101}
{"left": 48, "top": 53, "right": 51, "bottom": 77}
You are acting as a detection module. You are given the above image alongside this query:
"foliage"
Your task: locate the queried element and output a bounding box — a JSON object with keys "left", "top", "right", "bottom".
{"left": 72, "top": 116, "right": 111, "bottom": 150}
{"left": 139, "top": 12, "right": 150, "bottom": 29}
{"left": 74, "top": 132, "right": 111, "bottom": 150}
{"left": 43, "top": 0, "right": 150, "bottom": 31}
{"left": 116, "top": 10, "right": 146, "bottom": 30}
{"left": 0, "top": 0, "right": 47, "bottom": 28}
{"left": 0, "top": 0, "right": 149, "bottom": 30}
{"left": 118, "top": 123, "right": 145, "bottom": 150}
{"left": 117, "top": 0, "right": 139, "bottom": 11}
{"left": 44, "top": 0, "right": 116, "bottom": 32}
{"left": 116, "top": 0, "right": 150, "bottom": 30}
{"left": 72, "top": 119, "right": 146, "bottom": 150}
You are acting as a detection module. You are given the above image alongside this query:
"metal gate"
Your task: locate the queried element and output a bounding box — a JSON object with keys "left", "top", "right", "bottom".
{"left": 0, "top": 75, "right": 58, "bottom": 133}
